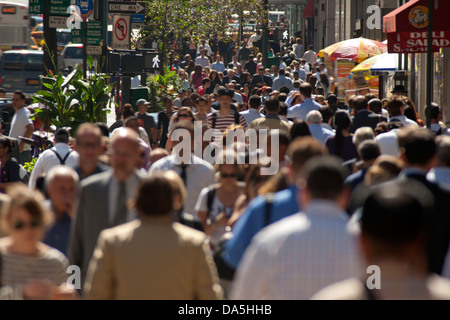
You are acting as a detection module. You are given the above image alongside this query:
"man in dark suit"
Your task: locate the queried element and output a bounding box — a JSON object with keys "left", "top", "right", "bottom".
{"left": 221, "top": 69, "right": 241, "bottom": 86}
{"left": 244, "top": 55, "right": 257, "bottom": 76}
{"left": 350, "top": 95, "right": 387, "bottom": 133}
{"left": 250, "top": 66, "right": 273, "bottom": 88}
{"left": 68, "top": 128, "right": 147, "bottom": 289}
{"left": 396, "top": 127, "right": 450, "bottom": 275}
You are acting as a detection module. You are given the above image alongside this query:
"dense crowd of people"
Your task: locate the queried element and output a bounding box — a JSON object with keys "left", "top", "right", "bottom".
{"left": 1, "top": 37, "right": 450, "bottom": 300}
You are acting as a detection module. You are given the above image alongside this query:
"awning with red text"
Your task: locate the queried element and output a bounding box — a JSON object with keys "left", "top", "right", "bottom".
{"left": 383, "top": 0, "right": 450, "bottom": 53}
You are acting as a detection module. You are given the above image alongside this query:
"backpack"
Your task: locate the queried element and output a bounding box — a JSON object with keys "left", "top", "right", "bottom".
{"left": 211, "top": 112, "right": 240, "bottom": 129}
{"left": 213, "top": 193, "right": 275, "bottom": 280}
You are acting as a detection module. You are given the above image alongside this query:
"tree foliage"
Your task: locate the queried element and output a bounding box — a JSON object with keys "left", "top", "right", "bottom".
{"left": 136, "top": 0, "right": 267, "bottom": 68}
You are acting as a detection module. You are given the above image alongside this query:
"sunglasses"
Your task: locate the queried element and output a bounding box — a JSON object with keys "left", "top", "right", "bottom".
{"left": 13, "top": 219, "right": 42, "bottom": 231}
{"left": 221, "top": 173, "right": 237, "bottom": 179}
{"left": 178, "top": 114, "right": 191, "bottom": 118}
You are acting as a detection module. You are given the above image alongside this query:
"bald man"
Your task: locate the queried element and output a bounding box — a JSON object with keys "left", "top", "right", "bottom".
{"left": 43, "top": 166, "right": 79, "bottom": 255}
{"left": 68, "top": 128, "right": 147, "bottom": 289}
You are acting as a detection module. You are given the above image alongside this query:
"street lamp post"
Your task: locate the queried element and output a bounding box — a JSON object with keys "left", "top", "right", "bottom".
{"left": 262, "top": 0, "right": 269, "bottom": 68}
{"left": 425, "top": 0, "right": 434, "bottom": 128}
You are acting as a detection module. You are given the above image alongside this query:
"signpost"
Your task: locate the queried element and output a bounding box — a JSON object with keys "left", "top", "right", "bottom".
{"left": 49, "top": 0, "right": 71, "bottom": 16}
{"left": 108, "top": 1, "right": 146, "bottom": 14}
{"left": 49, "top": 16, "right": 70, "bottom": 28}
{"left": 75, "top": 0, "right": 94, "bottom": 20}
{"left": 86, "top": 21, "right": 102, "bottom": 45}
{"left": 112, "top": 15, "right": 131, "bottom": 50}
{"left": 29, "top": 0, "right": 44, "bottom": 15}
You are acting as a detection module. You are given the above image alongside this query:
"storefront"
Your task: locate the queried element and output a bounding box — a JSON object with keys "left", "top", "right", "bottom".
{"left": 383, "top": 0, "right": 450, "bottom": 123}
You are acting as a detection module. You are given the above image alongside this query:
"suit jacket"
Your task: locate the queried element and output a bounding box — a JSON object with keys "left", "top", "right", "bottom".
{"left": 221, "top": 75, "right": 241, "bottom": 85}
{"left": 250, "top": 74, "right": 273, "bottom": 88}
{"left": 83, "top": 217, "right": 224, "bottom": 300}
{"left": 350, "top": 110, "right": 387, "bottom": 133}
{"left": 399, "top": 172, "right": 450, "bottom": 275}
{"left": 68, "top": 169, "right": 146, "bottom": 287}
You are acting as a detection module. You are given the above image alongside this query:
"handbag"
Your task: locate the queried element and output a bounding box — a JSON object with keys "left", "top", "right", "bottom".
{"left": 213, "top": 193, "right": 275, "bottom": 280}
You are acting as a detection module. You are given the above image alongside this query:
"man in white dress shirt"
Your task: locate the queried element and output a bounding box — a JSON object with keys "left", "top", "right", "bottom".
{"left": 239, "top": 95, "right": 264, "bottom": 127}
{"left": 29, "top": 128, "right": 79, "bottom": 190}
{"left": 230, "top": 156, "right": 360, "bottom": 300}
{"left": 149, "top": 121, "right": 216, "bottom": 217}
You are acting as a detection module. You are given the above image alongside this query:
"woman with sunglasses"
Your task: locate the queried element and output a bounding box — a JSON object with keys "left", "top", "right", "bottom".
{"left": 227, "top": 163, "right": 270, "bottom": 228}
{"left": 0, "top": 185, "right": 77, "bottom": 299}
{"left": 195, "top": 151, "right": 244, "bottom": 246}
{"left": 165, "top": 108, "right": 197, "bottom": 152}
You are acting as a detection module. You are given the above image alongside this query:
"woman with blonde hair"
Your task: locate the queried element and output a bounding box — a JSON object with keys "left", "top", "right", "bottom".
{"left": 0, "top": 185, "right": 77, "bottom": 299}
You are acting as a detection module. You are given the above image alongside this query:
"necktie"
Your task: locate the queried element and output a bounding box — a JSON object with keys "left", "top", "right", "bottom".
{"left": 179, "top": 164, "right": 188, "bottom": 187}
{"left": 113, "top": 181, "right": 128, "bottom": 226}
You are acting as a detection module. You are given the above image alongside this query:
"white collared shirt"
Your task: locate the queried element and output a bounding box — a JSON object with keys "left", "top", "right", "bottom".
{"left": 28, "top": 143, "right": 79, "bottom": 189}
{"left": 230, "top": 200, "right": 361, "bottom": 300}
{"left": 148, "top": 154, "right": 216, "bottom": 216}
{"left": 240, "top": 108, "right": 264, "bottom": 126}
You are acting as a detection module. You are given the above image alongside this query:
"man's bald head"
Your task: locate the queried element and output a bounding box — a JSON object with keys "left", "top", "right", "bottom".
{"left": 111, "top": 127, "right": 140, "bottom": 150}
{"left": 353, "top": 95, "right": 369, "bottom": 113}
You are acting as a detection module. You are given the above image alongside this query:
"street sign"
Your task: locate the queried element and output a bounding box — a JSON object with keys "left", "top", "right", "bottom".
{"left": 49, "top": 16, "right": 69, "bottom": 28}
{"left": 50, "top": 0, "right": 71, "bottom": 16}
{"left": 87, "top": 45, "right": 101, "bottom": 55}
{"left": 108, "top": 1, "right": 145, "bottom": 14}
{"left": 75, "top": 0, "right": 94, "bottom": 20}
{"left": 71, "top": 29, "right": 82, "bottom": 43}
{"left": 86, "top": 21, "right": 102, "bottom": 45}
{"left": 70, "top": 22, "right": 103, "bottom": 45}
{"left": 29, "top": 0, "right": 44, "bottom": 15}
{"left": 132, "top": 14, "right": 145, "bottom": 24}
{"left": 112, "top": 15, "right": 131, "bottom": 50}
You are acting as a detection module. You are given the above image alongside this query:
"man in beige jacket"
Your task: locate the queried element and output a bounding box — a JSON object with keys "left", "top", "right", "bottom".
{"left": 83, "top": 174, "right": 224, "bottom": 300}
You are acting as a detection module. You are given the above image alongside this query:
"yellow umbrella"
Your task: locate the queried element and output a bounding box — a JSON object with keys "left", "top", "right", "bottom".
{"left": 350, "top": 55, "right": 382, "bottom": 74}
{"left": 323, "top": 37, "right": 387, "bottom": 63}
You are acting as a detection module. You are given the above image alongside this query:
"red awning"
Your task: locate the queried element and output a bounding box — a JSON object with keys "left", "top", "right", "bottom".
{"left": 383, "top": 0, "right": 449, "bottom": 33}
{"left": 302, "top": 0, "right": 314, "bottom": 18}
{"left": 383, "top": 0, "right": 450, "bottom": 53}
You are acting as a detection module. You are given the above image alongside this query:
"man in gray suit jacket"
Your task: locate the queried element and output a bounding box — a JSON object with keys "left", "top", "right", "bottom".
{"left": 68, "top": 128, "right": 147, "bottom": 288}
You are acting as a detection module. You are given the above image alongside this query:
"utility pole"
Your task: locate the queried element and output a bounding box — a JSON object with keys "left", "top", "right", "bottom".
{"left": 425, "top": 0, "right": 434, "bottom": 128}
{"left": 262, "top": 0, "right": 269, "bottom": 68}
{"left": 43, "top": 3, "right": 58, "bottom": 75}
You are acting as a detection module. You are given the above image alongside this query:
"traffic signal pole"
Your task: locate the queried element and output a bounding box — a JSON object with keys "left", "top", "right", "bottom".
{"left": 43, "top": 3, "right": 58, "bottom": 75}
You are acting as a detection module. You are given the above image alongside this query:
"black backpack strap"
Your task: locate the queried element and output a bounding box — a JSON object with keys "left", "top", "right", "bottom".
{"left": 206, "top": 185, "right": 216, "bottom": 219}
{"left": 50, "top": 149, "right": 72, "bottom": 165}
{"left": 212, "top": 113, "right": 217, "bottom": 129}
{"left": 264, "top": 193, "right": 275, "bottom": 227}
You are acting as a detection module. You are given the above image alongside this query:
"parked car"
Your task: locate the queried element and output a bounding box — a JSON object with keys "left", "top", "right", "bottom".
{"left": 0, "top": 50, "right": 43, "bottom": 94}
{"left": 61, "top": 43, "right": 83, "bottom": 69}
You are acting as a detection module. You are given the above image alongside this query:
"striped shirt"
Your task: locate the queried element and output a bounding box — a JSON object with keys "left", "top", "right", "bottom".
{"left": 0, "top": 245, "right": 69, "bottom": 299}
{"left": 230, "top": 200, "right": 361, "bottom": 300}
{"left": 207, "top": 111, "right": 248, "bottom": 133}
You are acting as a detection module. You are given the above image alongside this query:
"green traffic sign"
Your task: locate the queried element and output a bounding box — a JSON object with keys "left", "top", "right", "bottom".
{"left": 71, "top": 22, "right": 103, "bottom": 45}
{"left": 49, "top": 0, "right": 71, "bottom": 16}
{"left": 29, "top": 0, "right": 44, "bottom": 14}
{"left": 71, "top": 29, "right": 82, "bottom": 43}
{"left": 87, "top": 22, "right": 102, "bottom": 45}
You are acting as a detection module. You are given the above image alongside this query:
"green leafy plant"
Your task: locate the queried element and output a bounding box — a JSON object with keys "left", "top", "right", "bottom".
{"left": 147, "top": 66, "right": 182, "bottom": 112}
{"left": 31, "top": 56, "right": 116, "bottom": 134}
{"left": 23, "top": 158, "right": 37, "bottom": 175}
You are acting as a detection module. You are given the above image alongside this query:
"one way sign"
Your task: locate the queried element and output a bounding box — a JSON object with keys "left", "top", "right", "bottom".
{"left": 108, "top": 1, "right": 145, "bottom": 15}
